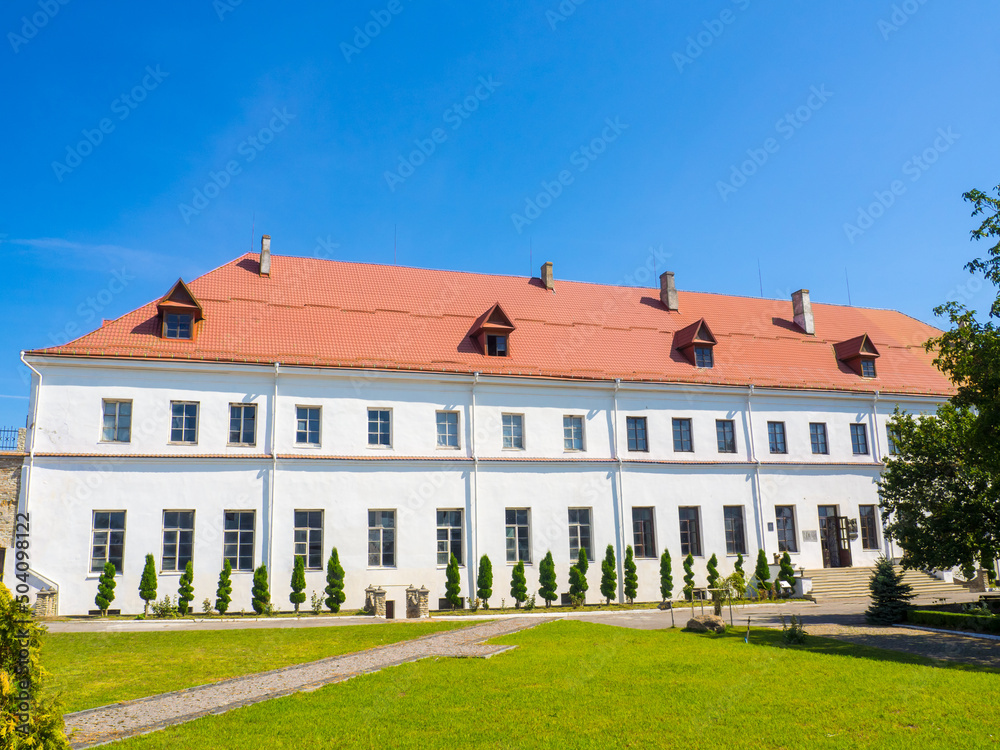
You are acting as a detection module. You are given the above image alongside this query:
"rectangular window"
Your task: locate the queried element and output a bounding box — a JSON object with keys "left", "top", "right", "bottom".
{"left": 672, "top": 418, "right": 693, "bottom": 452}
{"left": 102, "top": 400, "right": 132, "bottom": 443}
{"left": 170, "top": 402, "right": 198, "bottom": 444}
{"left": 91, "top": 511, "right": 125, "bottom": 573}
{"left": 223, "top": 510, "right": 255, "bottom": 571}
{"left": 436, "top": 411, "right": 460, "bottom": 449}
{"left": 294, "top": 510, "right": 323, "bottom": 569}
{"left": 809, "top": 423, "right": 828, "bottom": 455}
{"left": 859, "top": 505, "right": 879, "bottom": 550}
{"left": 716, "top": 419, "right": 736, "bottom": 453}
{"left": 161, "top": 511, "right": 194, "bottom": 572}
{"left": 626, "top": 417, "right": 648, "bottom": 452}
{"left": 563, "top": 415, "right": 585, "bottom": 451}
{"left": 887, "top": 427, "right": 900, "bottom": 455}
{"left": 505, "top": 508, "right": 531, "bottom": 563}
{"left": 296, "top": 406, "right": 321, "bottom": 446}
{"left": 502, "top": 413, "right": 524, "bottom": 449}
{"left": 436, "top": 510, "right": 463, "bottom": 566}
{"left": 851, "top": 423, "right": 869, "bottom": 455}
{"left": 775, "top": 506, "right": 798, "bottom": 553}
{"left": 486, "top": 334, "right": 508, "bottom": 356}
{"left": 165, "top": 313, "right": 192, "bottom": 339}
{"left": 767, "top": 421, "right": 787, "bottom": 454}
{"left": 694, "top": 345, "right": 714, "bottom": 368}
{"left": 632, "top": 507, "right": 656, "bottom": 558}
{"left": 678, "top": 507, "right": 702, "bottom": 557}
{"left": 368, "top": 510, "right": 396, "bottom": 567}
{"left": 723, "top": 506, "right": 746, "bottom": 555}
{"left": 568, "top": 508, "right": 593, "bottom": 561}
{"left": 229, "top": 404, "right": 257, "bottom": 445}
{"left": 861, "top": 358, "right": 876, "bottom": 378}
{"left": 368, "top": 409, "right": 391, "bottom": 447}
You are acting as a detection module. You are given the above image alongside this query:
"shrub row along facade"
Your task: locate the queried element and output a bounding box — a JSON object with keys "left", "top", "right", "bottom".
{"left": 13, "top": 238, "right": 952, "bottom": 615}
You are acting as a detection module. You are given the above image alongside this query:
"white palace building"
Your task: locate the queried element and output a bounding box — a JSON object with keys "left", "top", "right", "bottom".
{"left": 12, "top": 238, "right": 953, "bottom": 615}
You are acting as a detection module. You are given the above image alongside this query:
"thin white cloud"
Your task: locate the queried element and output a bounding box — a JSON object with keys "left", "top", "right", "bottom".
{"left": 5, "top": 237, "right": 169, "bottom": 273}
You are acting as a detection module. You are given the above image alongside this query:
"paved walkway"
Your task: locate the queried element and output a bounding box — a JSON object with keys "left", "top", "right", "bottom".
{"left": 64, "top": 617, "right": 552, "bottom": 749}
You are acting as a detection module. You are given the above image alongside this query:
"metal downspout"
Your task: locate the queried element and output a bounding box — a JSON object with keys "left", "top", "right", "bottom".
{"left": 470, "top": 372, "right": 480, "bottom": 603}
{"left": 268, "top": 362, "right": 280, "bottom": 590}
{"left": 612, "top": 378, "right": 625, "bottom": 603}
{"left": 746, "top": 385, "right": 765, "bottom": 553}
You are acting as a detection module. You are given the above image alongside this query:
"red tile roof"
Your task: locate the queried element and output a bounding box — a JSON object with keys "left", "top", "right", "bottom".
{"left": 32, "top": 254, "right": 954, "bottom": 396}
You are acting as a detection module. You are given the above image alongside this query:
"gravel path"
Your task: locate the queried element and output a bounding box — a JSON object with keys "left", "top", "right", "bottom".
{"left": 64, "top": 617, "right": 551, "bottom": 749}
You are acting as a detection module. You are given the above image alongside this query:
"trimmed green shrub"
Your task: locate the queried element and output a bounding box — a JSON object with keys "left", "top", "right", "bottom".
{"left": 601, "top": 545, "right": 617, "bottom": 604}
{"left": 908, "top": 609, "right": 1000, "bottom": 634}
{"left": 865, "top": 557, "right": 914, "bottom": 626}
{"left": 325, "top": 548, "right": 346, "bottom": 613}
{"left": 623, "top": 546, "right": 637, "bottom": 604}
{"left": 659, "top": 548, "right": 673, "bottom": 602}
{"left": 139, "top": 553, "right": 158, "bottom": 617}
{"left": 477, "top": 554, "right": 493, "bottom": 609}
{"left": 683, "top": 553, "right": 695, "bottom": 601}
{"left": 445, "top": 553, "right": 462, "bottom": 608}
{"left": 95, "top": 561, "right": 116, "bottom": 615}
{"left": 177, "top": 561, "right": 194, "bottom": 615}
{"left": 216, "top": 558, "right": 233, "bottom": 615}
{"left": 574, "top": 548, "right": 589, "bottom": 599}
{"left": 510, "top": 560, "right": 527, "bottom": 607}
{"left": 734, "top": 552, "right": 744, "bottom": 579}
{"left": 538, "top": 551, "right": 558, "bottom": 607}
{"left": 778, "top": 551, "right": 796, "bottom": 595}
{"left": 290, "top": 556, "right": 306, "bottom": 613}
{"left": 706, "top": 553, "right": 720, "bottom": 590}
{"left": 252, "top": 565, "right": 270, "bottom": 615}
{"left": 754, "top": 550, "right": 771, "bottom": 595}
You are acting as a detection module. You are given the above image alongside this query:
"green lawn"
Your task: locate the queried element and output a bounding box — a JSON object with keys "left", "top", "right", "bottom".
{"left": 44, "top": 620, "right": 476, "bottom": 713}
{"left": 106, "top": 620, "right": 999, "bottom": 749}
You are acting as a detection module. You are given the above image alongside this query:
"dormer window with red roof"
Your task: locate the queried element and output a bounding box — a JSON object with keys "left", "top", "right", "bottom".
{"left": 674, "top": 319, "right": 717, "bottom": 368}
{"left": 834, "top": 334, "right": 880, "bottom": 378}
{"left": 157, "top": 279, "right": 204, "bottom": 341}
{"left": 472, "top": 303, "right": 515, "bottom": 358}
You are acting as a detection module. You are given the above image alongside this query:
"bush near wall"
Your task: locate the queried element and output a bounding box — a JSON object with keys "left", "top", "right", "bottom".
{"left": 908, "top": 610, "right": 1000, "bottom": 635}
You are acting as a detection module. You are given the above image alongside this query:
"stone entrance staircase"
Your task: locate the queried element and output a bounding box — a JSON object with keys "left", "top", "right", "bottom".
{"left": 804, "top": 566, "right": 970, "bottom": 601}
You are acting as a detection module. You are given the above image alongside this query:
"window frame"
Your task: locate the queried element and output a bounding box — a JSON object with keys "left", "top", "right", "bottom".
{"left": 502, "top": 413, "right": 525, "bottom": 450}
{"left": 368, "top": 509, "right": 396, "bottom": 568}
{"left": 887, "top": 427, "right": 900, "bottom": 455}
{"left": 860, "top": 358, "right": 877, "bottom": 378}
{"left": 293, "top": 509, "right": 324, "bottom": 570}
{"left": 169, "top": 401, "right": 199, "bottom": 445}
{"left": 436, "top": 410, "right": 461, "bottom": 450}
{"left": 101, "top": 399, "right": 132, "bottom": 443}
{"left": 672, "top": 417, "right": 693, "bottom": 453}
{"left": 90, "top": 510, "right": 126, "bottom": 574}
{"left": 228, "top": 403, "right": 257, "bottom": 447}
{"left": 295, "top": 406, "right": 321, "bottom": 447}
{"left": 767, "top": 421, "right": 787, "bottom": 454}
{"left": 632, "top": 507, "right": 656, "bottom": 559}
{"left": 486, "top": 334, "right": 508, "bottom": 357}
{"left": 436, "top": 509, "right": 464, "bottom": 566}
{"left": 859, "top": 504, "right": 880, "bottom": 550}
{"left": 164, "top": 313, "right": 193, "bottom": 340}
{"left": 625, "top": 416, "right": 648, "bottom": 452}
{"left": 223, "top": 510, "right": 256, "bottom": 572}
{"left": 563, "top": 415, "right": 585, "bottom": 452}
{"left": 775, "top": 505, "right": 798, "bottom": 553}
{"left": 694, "top": 345, "right": 714, "bottom": 368}
{"left": 716, "top": 419, "right": 736, "bottom": 453}
{"left": 723, "top": 506, "right": 747, "bottom": 556}
{"left": 678, "top": 506, "right": 703, "bottom": 557}
{"left": 851, "top": 423, "right": 870, "bottom": 455}
{"left": 367, "top": 408, "right": 392, "bottom": 449}
{"left": 505, "top": 508, "right": 531, "bottom": 564}
{"left": 568, "top": 507, "right": 593, "bottom": 562}
{"left": 161, "top": 510, "right": 195, "bottom": 573}
{"left": 809, "top": 422, "right": 828, "bottom": 455}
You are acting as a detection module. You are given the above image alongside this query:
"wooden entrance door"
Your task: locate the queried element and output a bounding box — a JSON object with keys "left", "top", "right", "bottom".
{"left": 385, "top": 600, "right": 395, "bottom": 620}
{"left": 818, "top": 506, "right": 852, "bottom": 568}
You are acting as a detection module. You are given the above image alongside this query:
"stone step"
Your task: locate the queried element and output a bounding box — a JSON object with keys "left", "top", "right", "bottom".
{"left": 803, "top": 566, "right": 969, "bottom": 601}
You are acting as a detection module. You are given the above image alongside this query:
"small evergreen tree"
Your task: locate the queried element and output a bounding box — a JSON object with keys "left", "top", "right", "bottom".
{"left": 734, "top": 552, "right": 745, "bottom": 579}
{"left": 477, "top": 554, "right": 493, "bottom": 609}
{"left": 252, "top": 564, "right": 270, "bottom": 615}
{"left": 778, "top": 551, "right": 797, "bottom": 596}
{"left": 659, "top": 548, "right": 673, "bottom": 602}
{"left": 510, "top": 560, "right": 527, "bottom": 607}
{"left": 866, "top": 557, "right": 915, "bottom": 625}
{"left": 683, "top": 553, "right": 695, "bottom": 601}
{"left": 446, "top": 553, "right": 462, "bottom": 608}
{"left": 600, "top": 544, "right": 617, "bottom": 604}
{"left": 216, "top": 558, "right": 233, "bottom": 615}
{"left": 325, "top": 548, "right": 346, "bottom": 613}
{"left": 177, "top": 561, "right": 194, "bottom": 615}
{"left": 706, "top": 553, "right": 720, "bottom": 591}
{"left": 95, "top": 561, "right": 116, "bottom": 615}
{"left": 754, "top": 549, "right": 771, "bottom": 596}
{"left": 575, "top": 548, "right": 589, "bottom": 598}
{"left": 290, "top": 556, "right": 306, "bottom": 613}
{"left": 538, "top": 551, "right": 558, "bottom": 607}
{"left": 139, "top": 553, "right": 158, "bottom": 617}
{"left": 623, "top": 545, "right": 637, "bottom": 604}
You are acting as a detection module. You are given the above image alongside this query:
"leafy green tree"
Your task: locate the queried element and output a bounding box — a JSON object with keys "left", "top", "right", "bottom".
{"left": 778, "top": 551, "right": 796, "bottom": 595}
{"left": 476, "top": 554, "right": 493, "bottom": 609}
{"left": 537, "top": 551, "right": 558, "bottom": 607}
{"left": 290, "top": 556, "right": 306, "bottom": 614}
{"left": 659, "top": 548, "right": 673, "bottom": 602}
{"left": 95, "top": 561, "right": 116, "bottom": 616}
{"left": 139, "top": 553, "right": 158, "bottom": 617}
{"left": 754, "top": 549, "right": 771, "bottom": 596}
{"left": 706, "top": 553, "right": 720, "bottom": 591}
{"left": 252, "top": 565, "right": 270, "bottom": 615}
{"left": 682, "top": 553, "right": 695, "bottom": 601}
{"left": 445, "top": 553, "right": 462, "bottom": 608}
{"left": 623, "top": 546, "right": 637, "bottom": 604}
{"left": 216, "top": 558, "right": 233, "bottom": 615}
{"left": 1, "top": 583, "right": 71, "bottom": 748}
{"left": 865, "top": 557, "right": 915, "bottom": 626}
{"left": 177, "top": 561, "right": 194, "bottom": 615}
{"left": 325, "top": 548, "right": 346, "bottom": 613}
{"left": 600, "top": 545, "right": 617, "bottom": 604}
{"left": 510, "top": 560, "right": 527, "bottom": 607}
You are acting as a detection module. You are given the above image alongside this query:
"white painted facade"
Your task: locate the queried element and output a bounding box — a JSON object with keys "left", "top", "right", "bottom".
{"left": 12, "top": 356, "right": 944, "bottom": 615}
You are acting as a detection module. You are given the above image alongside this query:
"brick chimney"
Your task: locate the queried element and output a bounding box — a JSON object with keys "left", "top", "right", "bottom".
{"left": 260, "top": 235, "right": 271, "bottom": 277}
{"left": 659, "top": 271, "right": 678, "bottom": 311}
{"left": 792, "top": 289, "right": 814, "bottom": 335}
{"left": 541, "top": 261, "right": 554, "bottom": 290}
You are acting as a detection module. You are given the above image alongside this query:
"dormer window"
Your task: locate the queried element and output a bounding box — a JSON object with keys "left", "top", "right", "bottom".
{"left": 471, "top": 303, "right": 515, "bottom": 358}
{"left": 834, "top": 334, "right": 880, "bottom": 378}
{"left": 694, "top": 345, "right": 714, "bottom": 368}
{"left": 860, "top": 358, "right": 876, "bottom": 378}
{"left": 487, "top": 334, "right": 508, "bottom": 357}
{"left": 156, "top": 279, "right": 204, "bottom": 341}
{"left": 673, "top": 319, "right": 718, "bottom": 367}
{"left": 165, "top": 313, "right": 192, "bottom": 340}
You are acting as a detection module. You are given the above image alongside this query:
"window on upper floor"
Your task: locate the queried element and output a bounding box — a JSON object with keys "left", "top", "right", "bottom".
{"left": 436, "top": 411, "right": 460, "bottom": 449}
{"left": 161, "top": 510, "right": 194, "bottom": 572}
{"left": 296, "top": 406, "right": 321, "bottom": 446}
{"left": 767, "top": 421, "right": 787, "bottom": 454}
{"left": 563, "top": 415, "right": 585, "bottom": 451}
{"left": 91, "top": 511, "right": 126, "bottom": 573}
{"left": 486, "top": 334, "right": 508, "bottom": 357}
{"left": 694, "top": 345, "right": 714, "bottom": 368}
{"left": 164, "top": 313, "right": 193, "bottom": 339}
{"left": 156, "top": 279, "right": 204, "bottom": 340}
{"left": 229, "top": 404, "right": 257, "bottom": 446}
{"left": 860, "top": 358, "right": 877, "bottom": 378}
{"left": 102, "top": 400, "right": 132, "bottom": 443}
{"left": 672, "top": 418, "right": 693, "bottom": 452}
{"left": 809, "top": 423, "right": 828, "bottom": 455}
{"left": 716, "top": 419, "right": 736, "bottom": 453}
{"left": 224, "top": 510, "right": 255, "bottom": 571}
{"left": 368, "top": 409, "right": 391, "bottom": 448}
{"left": 170, "top": 402, "right": 198, "bottom": 444}
{"left": 626, "top": 416, "right": 648, "bottom": 452}
{"left": 473, "top": 303, "right": 515, "bottom": 357}
{"left": 294, "top": 510, "right": 323, "bottom": 570}
{"left": 502, "top": 413, "right": 524, "bottom": 449}
{"left": 887, "top": 427, "right": 900, "bottom": 455}
{"left": 851, "top": 423, "right": 869, "bottom": 455}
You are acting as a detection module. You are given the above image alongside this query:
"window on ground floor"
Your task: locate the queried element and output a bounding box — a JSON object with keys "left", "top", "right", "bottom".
{"left": 859, "top": 505, "right": 880, "bottom": 550}
{"left": 679, "top": 506, "right": 702, "bottom": 557}
{"left": 294, "top": 510, "right": 323, "bottom": 569}
{"left": 437, "top": 509, "right": 463, "bottom": 566}
{"left": 91, "top": 511, "right": 126, "bottom": 573}
{"left": 723, "top": 506, "right": 746, "bottom": 556}
{"left": 632, "top": 507, "right": 656, "bottom": 558}
{"left": 368, "top": 510, "right": 396, "bottom": 567}
{"left": 223, "top": 510, "right": 255, "bottom": 571}
{"left": 161, "top": 510, "right": 194, "bottom": 572}
{"left": 568, "top": 508, "right": 593, "bottom": 561}
{"left": 775, "top": 505, "right": 798, "bottom": 553}
{"left": 505, "top": 508, "right": 531, "bottom": 563}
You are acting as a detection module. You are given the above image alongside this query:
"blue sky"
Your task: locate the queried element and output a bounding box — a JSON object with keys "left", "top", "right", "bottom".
{"left": 2, "top": 1, "right": 998, "bottom": 428}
